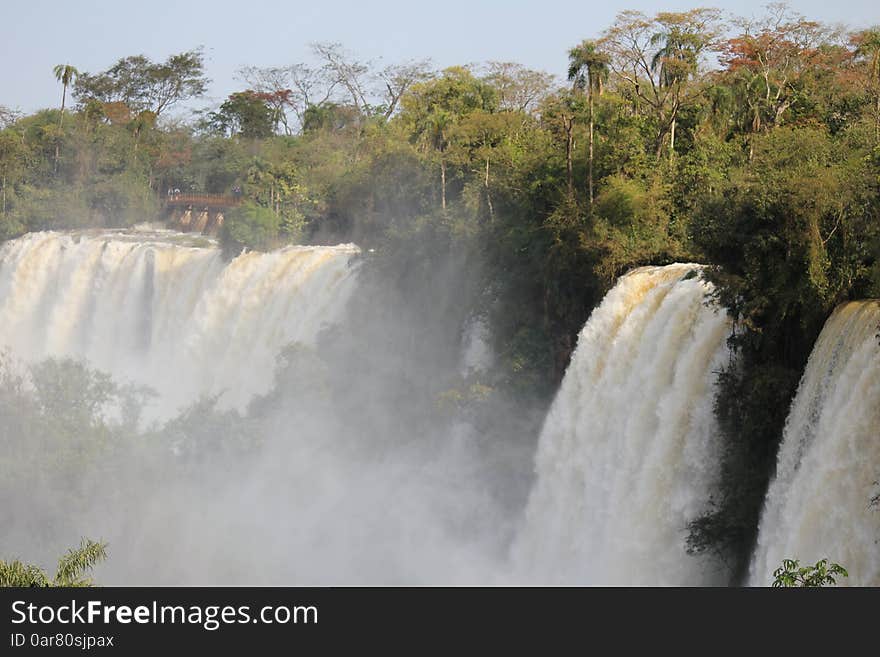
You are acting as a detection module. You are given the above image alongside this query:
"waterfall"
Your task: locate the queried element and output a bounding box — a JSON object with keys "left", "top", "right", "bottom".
{"left": 0, "top": 228, "right": 360, "bottom": 416}
{"left": 512, "top": 264, "right": 732, "bottom": 585}
{"left": 749, "top": 301, "right": 880, "bottom": 586}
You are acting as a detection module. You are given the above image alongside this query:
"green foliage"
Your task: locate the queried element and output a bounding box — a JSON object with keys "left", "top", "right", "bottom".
{"left": 1, "top": 539, "right": 107, "bottom": 587}
{"left": 2, "top": 10, "right": 880, "bottom": 585}
{"left": 205, "top": 91, "right": 274, "bottom": 139}
{"left": 73, "top": 50, "right": 208, "bottom": 117}
{"left": 591, "top": 173, "right": 681, "bottom": 281}
{"left": 687, "top": 122, "right": 880, "bottom": 579}
{"left": 771, "top": 558, "right": 848, "bottom": 587}
{"left": 222, "top": 201, "right": 280, "bottom": 253}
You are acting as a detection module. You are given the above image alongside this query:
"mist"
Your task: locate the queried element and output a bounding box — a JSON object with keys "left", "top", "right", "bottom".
{"left": 0, "top": 225, "right": 541, "bottom": 585}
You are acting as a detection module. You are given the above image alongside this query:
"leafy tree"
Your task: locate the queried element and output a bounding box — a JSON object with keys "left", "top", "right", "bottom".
{"left": 600, "top": 8, "right": 724, "bottom": 158}
{"left": 771, "top": 558, "right": 848, "bottom": 587}
{"left": 568, "top": 40, "right": 609, "bottom": 204}
{"left": 222, "top": 200, "right": 281, "bottom": 252}
{"left": 538, "top": 90, "right": 582, "bottom": 198}
{"left": 74, "top": 49, "right": 208, "bottom": 117}
{"left": 205, "top": 91, "right": 274, "bottom": 139}
{"left": 0, "top": 129, "right": 25, "bottom": 223}
{"left": 300, "top": 101, "right": 360, "bottom": 134}
{"left": 1, "top": 539, "right": 107, "bottom": 587}
{"left": 401, "top": 67, "right": 498, "bottom": 210}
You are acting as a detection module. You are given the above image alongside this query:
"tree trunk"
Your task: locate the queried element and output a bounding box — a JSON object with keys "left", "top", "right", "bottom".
{"left": 588, "top": 94, "right": 595, "bottom": 206}
{"left": 484, "top": 157, "right": 494, "bottom": 222}
{"left": 441, "top": 159, "right": 447, "bottom": 210}
{"left": 54, "top": 83, "right": 67, "bottom": 173}
{"left": 2, "top": 175, "right": 6, "bottom": 215}
{"left": 669, "top": 116, "right": 676, "bottom": 161}
{"left": 565, "top": 117, "right": 574, "bottom": 198}
{"left": 875, "top": 93, "right": 879, "bottom": 144}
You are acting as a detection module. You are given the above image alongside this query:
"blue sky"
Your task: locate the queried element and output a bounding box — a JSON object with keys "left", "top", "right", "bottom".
{"left": 2, "top": 0, "right": 877, "bottom": 116}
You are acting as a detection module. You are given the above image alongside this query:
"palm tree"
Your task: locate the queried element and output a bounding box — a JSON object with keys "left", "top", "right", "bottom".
{"left": 1, "top": 538, "right": 107, "bottom": 586}
{"left": 650, "top": 29, "right": 700, "bottom": 160}
{"left": 568, "top": 40, "right": 609, "bottom": 206}
{"left": 52, "top": 63, "right": 79, "bottom": 172}
{"left": 53, "top": 64, "right": 79, "bottom": 126}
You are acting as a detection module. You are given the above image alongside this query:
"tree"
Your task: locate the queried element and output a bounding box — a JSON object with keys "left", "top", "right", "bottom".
{"left": 53, "top": 64, "right": 79, "bottom": 123}
{"left": 0, "top": 106, "right": 21, "bottom": 129}
{"left": 448, "top": 109, "right": 522, "bottom": 222}
{"left": 483, "top": 61, "right": 554, "bottom": 114}
{"left": 0, "top": 539, "right": 107, "bottom": 586}
{"left": 400, "top": 67, "right": 498, "bottom": 210}
{"left": 52, "top": 63, "right": 79, "bottom": 171}
{"left": 539, "top": 91, "right": 582, "bottom": 199}
{"left": 852, "top": 27, "right": 880, "bottom": 142}
{"left": 600, "top": 9, "right": 724, "bottom": 158}
{"left": 74, "top": 49, "right": 208, "bottom": 117}
{"left": 237, "top": 67, "right": 298, "bottom": 135}
{"left": 721, "top": 4, "right": 834, "bottom": 150}
{"left": 205, "top": 91, "right": 274, "bottom": 139}
{"left": 286, "top": 63, "right": 340, "bottom": 129}
{"left": 568, "top": 40, "right": 609, "bottom": 204}
{"left": 239, "top": 63, "right": 341, "bottom": 134}
{"left": 311, "top": 42, "right": 373, "bottom": 116}
{"left": 377, "top": 60, "right": 434, "bottom": 119}
{"left": 0, "top": 130, "right": 25, "bottom": 219}
{"left": 771, "top": 558, "right": 848, "bottom": 587}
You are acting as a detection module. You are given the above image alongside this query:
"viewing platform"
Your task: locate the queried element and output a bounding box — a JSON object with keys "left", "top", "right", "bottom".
{"left": 164, "top": 193, "right": 242, "bottom": 210}
{"left": 163, "top": 193, "right": 240, "bottom": 236}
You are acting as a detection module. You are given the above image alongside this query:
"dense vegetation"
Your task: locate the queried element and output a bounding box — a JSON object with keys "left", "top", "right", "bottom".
{"left": 2, "top": 4, "right": 879, "bottom": 582}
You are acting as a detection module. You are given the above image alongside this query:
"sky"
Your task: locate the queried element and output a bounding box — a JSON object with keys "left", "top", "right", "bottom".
{"left": 2, "top": 0, "right": 877, "bottom": 116}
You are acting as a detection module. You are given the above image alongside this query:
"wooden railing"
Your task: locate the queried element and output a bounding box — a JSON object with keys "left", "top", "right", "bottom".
{"left": 164, "top": 193, "right": 241, "bottom": 208}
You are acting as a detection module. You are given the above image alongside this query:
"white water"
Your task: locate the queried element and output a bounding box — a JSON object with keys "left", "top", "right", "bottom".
{"left": 512, "top": 264, "right": 732, "bottom": 585}
{"left": 749, "top": 301, "right": 880, "bottom": 586}
{"left": 0, "top": 228, "right": 361, "bottom": 416}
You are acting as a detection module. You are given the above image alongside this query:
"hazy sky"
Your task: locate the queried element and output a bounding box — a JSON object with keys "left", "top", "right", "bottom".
{"left": 2, "top": 0, "right": 877, "bottom": 116}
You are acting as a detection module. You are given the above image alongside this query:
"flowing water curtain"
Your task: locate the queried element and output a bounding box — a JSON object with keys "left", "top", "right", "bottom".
{"left": 511, "top": 264, "right": 732, "bottom": 585}
{"left": 0, "top": 230, "right": 361, "bottom": 417}
{"left": 749, "top": 301, "right": 880, "bottom": 586}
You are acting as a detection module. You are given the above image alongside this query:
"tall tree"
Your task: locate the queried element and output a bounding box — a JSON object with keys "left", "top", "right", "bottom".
{"left": 378, "top": 60, "right": 434, "bottom": 120}
{"left": 483, "top": 61, "right": 554, "bottom": 114}
{"left": 53, "top": 63, "right": 79, "bottom": 121}
{"left": 539, "top": 91, "right": 581, "bottom": 199}
{"left": 600, "top": 9, "right": 723, "bottom": 158}
{"left": 52, "top": 63, "right": 79, "bottom": 171}
{"left": 400, "top": 67, "right": 497, "bottom": 210}
{"left": 311, "top": 42, "right": 372, "bottom": 116}
{"left": 568, "top": 40, "right": 609, "bottom": 204}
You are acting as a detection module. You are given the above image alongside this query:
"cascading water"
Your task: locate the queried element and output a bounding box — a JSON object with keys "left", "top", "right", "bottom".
{"left": 511, "top": 264, "right": 732, "bottom": 585}
{"left": 0, "top": 227, "right": 361, "bottom": 416}
{"left": 748, "top": 301, "right": 880, "bottom": 586}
